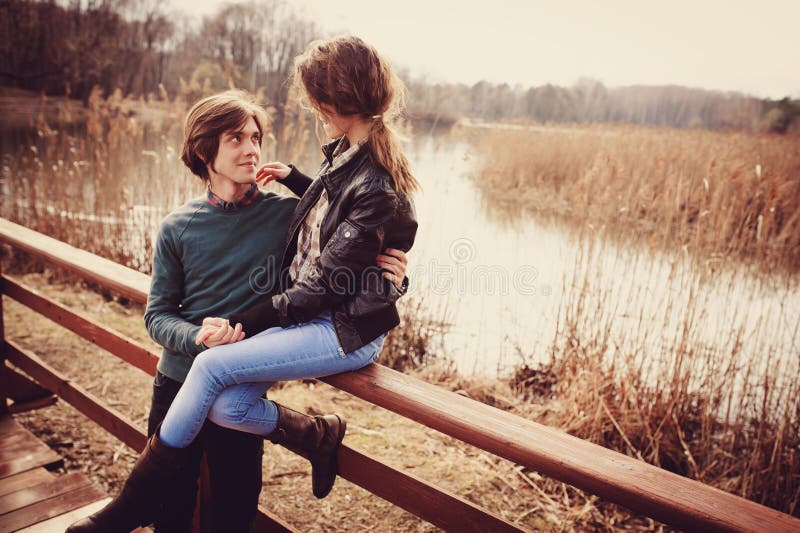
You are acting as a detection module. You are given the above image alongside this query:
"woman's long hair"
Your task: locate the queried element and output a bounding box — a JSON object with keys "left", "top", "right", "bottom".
{"left": 292, "top": 36, "right": 420, "bottom": 196}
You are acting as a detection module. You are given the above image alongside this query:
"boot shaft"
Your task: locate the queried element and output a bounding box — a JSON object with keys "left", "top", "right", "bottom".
{"left": 270, "top": 404, "right": 335, "bottom": 450}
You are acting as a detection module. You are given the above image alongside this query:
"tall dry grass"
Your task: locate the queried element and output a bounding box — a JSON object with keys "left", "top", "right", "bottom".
{"left": 1, "top": 86, "right": 317, "bottom": 273}
{"left": 528, "top": 235, "right": 800, "bottom": 516}
{"left": 463, "top": 123, "right": 800, "bottom": 274}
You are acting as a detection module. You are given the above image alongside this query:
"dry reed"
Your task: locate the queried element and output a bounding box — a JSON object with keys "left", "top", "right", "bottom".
{"left": 1, "top": 86, "right": 316, "bottom": 274}
{"left": 462, "top": 123, "right": 800, "bottom": 274}
{"left": 456, "top": 121, "right": 800, "bottom": 517}
{"left": 509, "top": 231, "right": 800, "bottom": 517}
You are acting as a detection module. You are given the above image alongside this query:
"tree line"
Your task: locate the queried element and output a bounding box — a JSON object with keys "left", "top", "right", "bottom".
{"left": 2, "top": 0, "right": 798, "bottom": 133}
{"left": 407, "top": 78, "right": 800, "bottom": 132}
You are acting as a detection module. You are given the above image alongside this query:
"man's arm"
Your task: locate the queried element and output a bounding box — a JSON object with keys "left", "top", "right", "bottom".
{"left": 144, "top": 225, "right": 205, "bottom": 358}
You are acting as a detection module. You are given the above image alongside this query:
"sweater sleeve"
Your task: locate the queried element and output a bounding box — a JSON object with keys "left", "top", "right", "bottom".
{"left": 144, "top": 224, "right": 204, "bottom": 358}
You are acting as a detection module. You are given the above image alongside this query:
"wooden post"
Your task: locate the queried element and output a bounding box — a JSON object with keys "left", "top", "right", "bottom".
{"left": 0, "top": 259, "right": 9, "bottom": 416}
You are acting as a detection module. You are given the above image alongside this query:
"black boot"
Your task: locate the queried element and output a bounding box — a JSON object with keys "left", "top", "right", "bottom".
{"left": 267, "top": 403, "right": 347, "bottom": 499}
{"left": 67, "top": 429, "right": 192, "bottom": 533}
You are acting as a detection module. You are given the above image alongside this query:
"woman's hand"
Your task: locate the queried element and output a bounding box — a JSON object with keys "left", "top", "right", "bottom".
{"left": 196, "top": 317, "right": 245, "bottom": 348}
{"left": 376, "top": 248, "right": 408, "bottom": 289}
{"left": 256, "top": 162, "right": 291, "bottom": 185}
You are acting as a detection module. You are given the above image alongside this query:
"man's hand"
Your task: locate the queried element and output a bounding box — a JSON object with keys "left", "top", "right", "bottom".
{"left": 196, "top": 317, "right": 245, "bottom": 348}
{"left": 377, "top": 248, "right": 408, "bottom": 289}
{"left": 256, "top": 162, "right": 291, "bottom": 185}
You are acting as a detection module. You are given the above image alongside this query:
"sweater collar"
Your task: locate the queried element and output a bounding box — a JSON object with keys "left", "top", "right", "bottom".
{"left": 205, "top": 183, "right": 258, "bottom": 211}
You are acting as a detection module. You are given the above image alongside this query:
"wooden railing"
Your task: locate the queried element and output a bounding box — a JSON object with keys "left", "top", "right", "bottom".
{"left": 1, "top": 217, "right": 798, "bottom": 532}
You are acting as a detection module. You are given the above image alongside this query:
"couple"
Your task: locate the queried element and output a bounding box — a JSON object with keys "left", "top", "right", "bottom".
{"left": 69, "top": 36, "right": 418, "bottom": 532}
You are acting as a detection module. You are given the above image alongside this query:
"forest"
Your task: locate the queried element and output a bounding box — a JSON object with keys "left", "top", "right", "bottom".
{"left": 3, "top": 0, "right": 799, "bottom": 132}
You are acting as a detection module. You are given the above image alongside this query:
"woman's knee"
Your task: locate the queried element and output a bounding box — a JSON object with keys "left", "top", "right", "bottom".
{"left": 192, "top": 346, "right": 229, "bottom": 381}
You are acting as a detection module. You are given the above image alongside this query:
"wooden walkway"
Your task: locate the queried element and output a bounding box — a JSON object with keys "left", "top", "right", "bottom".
{"left": 0, "top": 416, "right": 110, "bottom": 533}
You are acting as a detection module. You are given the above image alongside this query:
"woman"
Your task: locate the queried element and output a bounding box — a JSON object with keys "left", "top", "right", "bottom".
{"left": 69, "top": 35, "right": 419, "bottom": 533}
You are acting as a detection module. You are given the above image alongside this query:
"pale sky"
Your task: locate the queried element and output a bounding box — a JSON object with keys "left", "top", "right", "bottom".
{"left": 169, "top": 0, "right": 800, "bottom": 99}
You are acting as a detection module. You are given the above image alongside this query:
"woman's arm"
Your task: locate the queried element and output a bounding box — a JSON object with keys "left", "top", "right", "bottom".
{"left": 257, "top": 162, "right": 313, "bottom": 197}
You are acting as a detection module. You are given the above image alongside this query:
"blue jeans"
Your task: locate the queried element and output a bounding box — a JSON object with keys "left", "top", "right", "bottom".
{"left": 159, "top": 312, "right": 385, "bottom": 448}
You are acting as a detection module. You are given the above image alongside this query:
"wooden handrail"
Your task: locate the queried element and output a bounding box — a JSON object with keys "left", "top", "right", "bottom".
{"left": 2, "top": 276, "right": 159, "bottom": 375}
{"left": 2, "top": 317, "right": 520, "bottom": 532}
{"left": 2, "top": 217, "right": 799, "bottom": 532}
{"left": 2, "top": 269, "right": 521, "bottom": 531}
{"left": 0, "top": 219, "right": 150, "bottom": 304}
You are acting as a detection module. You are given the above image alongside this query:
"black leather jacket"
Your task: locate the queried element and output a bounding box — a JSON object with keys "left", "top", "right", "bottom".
{"left": 231, "top": 137, "right": 418, "bottom": 353}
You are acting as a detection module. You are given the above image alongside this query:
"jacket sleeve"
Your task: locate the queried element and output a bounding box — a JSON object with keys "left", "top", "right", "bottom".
{"left": 280, "top": 165, "right": 313, "bottom": 197}
{"left": 144, "top": 225, "right": 204, "bottom": 358}
{"left": 230, "top": 180, "right": 399, "bottom": 333}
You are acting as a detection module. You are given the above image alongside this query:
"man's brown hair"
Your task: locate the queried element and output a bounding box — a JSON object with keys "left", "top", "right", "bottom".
{"left": 181, "top": 90, "right": 269, "bottom": 180}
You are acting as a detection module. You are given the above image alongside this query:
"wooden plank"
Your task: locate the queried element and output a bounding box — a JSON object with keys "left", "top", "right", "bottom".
{"left": 1, "top": 365, "right": 57, "bottom": 414}
{"left": 0, "top": 444, "right": 62, "bottom": 479}
{"left": 0, "top": 472, "right": 91, "bottom": 515}
{"left": 0, "top": 484, "right": 106, "bottom": 532}
{"left": 16, "top": 497, "right": 110, "bottom": 533}
{"left": 338, "top": 445, "right": 522, "bottom": 532}
{"left": 0, "top": 433, "right": 46, "bottom": 459}
{"left": 0, "top": 418, "right": 61, "bottom": 478}
{"left": 1, "top": 260, "right": 9, "bottom": 417}
{"left": 8, "top": 395, "right": 58, "bottom": 415}
{"left": 5, "top": 342, "right": 147, "bottom": 452}
{"left": 322, "top": 363, "right": 800, "bottom": 533}
{"left": 0, "top": 417, "right": 17, "bottom": 434}
{"left": 0, "top": 219, "right": 150, "bottom": 305}
{"left": 0, "top": 470, "right": 54, "bottom": 498}
{"left": 0, "top": 423, "right": 28, "bottom": 446}
{"left": 253, "top": 506, "right": 297, "bottom": 533}
{"left": 1, "top": 365, "right": 53, "bottom": 405}
{"left": 3, "top": 276, "right": 159, "bottom": 376}
{"left": 0, "top": 432, "right": 44, "bottom": 457}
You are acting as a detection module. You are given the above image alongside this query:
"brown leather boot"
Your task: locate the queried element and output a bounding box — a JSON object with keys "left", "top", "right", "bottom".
{"left": 66, "top": 429, "right": 192, "bottom": 533}
{"left": 268, "top": 403, "right": 347, "bottom": 499}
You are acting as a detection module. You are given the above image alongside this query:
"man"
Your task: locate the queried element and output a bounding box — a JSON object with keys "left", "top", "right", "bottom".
{"left": 143, "top": 89, "right": 407, "bottom": 532}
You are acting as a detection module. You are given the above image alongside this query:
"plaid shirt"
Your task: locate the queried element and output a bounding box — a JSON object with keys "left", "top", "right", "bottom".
{"left": 289, "top": 137, "right": 366, "bottom": 283}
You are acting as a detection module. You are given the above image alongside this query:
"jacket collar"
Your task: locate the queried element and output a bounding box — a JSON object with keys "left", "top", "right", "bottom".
{"left": 319, "top": 137, "right": 371, "bottom": 190}
{"left": 321, "top": 137, "right": 342, "bottom": 165}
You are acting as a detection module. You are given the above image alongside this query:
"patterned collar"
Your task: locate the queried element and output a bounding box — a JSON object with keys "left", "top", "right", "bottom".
{"left": 206, "top": 183, "right": 258, "bottom": 210}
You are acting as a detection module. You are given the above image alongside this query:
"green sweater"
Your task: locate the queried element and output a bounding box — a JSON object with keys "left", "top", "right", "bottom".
{"left": 144, "top": 190, "right": 298, "bottom": 382}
